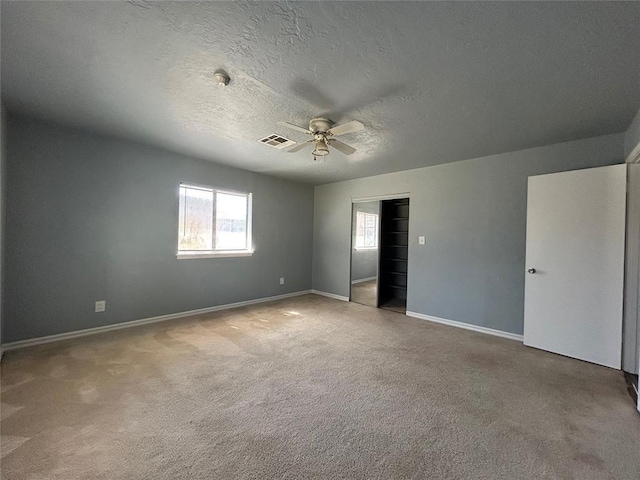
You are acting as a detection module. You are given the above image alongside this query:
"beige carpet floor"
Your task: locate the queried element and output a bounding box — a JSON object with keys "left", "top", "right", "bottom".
{"left": 1, "top": 294, "right": 639, "bottom": 479}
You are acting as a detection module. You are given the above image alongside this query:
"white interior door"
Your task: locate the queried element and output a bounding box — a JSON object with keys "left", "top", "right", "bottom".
{"left": 523, "top": 165, "right": 627, "bottom": 369}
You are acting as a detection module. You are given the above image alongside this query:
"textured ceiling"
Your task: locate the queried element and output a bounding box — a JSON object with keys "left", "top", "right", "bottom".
{"left": 2, "top": 1, "right": 640, "bottom": 185}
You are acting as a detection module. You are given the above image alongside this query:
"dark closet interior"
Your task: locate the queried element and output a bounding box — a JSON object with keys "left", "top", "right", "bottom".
{"left": 378, "top": 198, "right": 409, "bottom": 313}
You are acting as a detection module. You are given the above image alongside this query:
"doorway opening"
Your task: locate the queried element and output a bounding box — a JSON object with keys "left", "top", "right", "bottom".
{"left": 350, "top": 197, "right": 410, "bottom": 313}
{"left": 378, "top": 198, "right": 409, "bottom": 313}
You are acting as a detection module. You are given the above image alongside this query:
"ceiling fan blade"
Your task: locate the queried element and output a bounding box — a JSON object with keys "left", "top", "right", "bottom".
{"left": 287, "top": 140, "right": 314, "bottom": 153}
{"left": 278, "top": 121, "right": 311, "bottom": 135}
{"left": 327, "top": 120, "right": 365, "bottom": 137}
{"left": 329, "top": 139, "right": 356, "bottom": 155}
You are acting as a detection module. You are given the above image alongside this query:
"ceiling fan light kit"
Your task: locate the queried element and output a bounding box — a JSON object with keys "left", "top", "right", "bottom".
{"left": 312, "top": 136, "right": 330, "bottom": 157}
{"left": 277, "top": 117, "right": 365, "bottom": 160}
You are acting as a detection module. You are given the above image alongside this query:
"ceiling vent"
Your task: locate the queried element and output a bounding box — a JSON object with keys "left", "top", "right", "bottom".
{"left": 259, "top": 134, "right": 296, "bottom": 150}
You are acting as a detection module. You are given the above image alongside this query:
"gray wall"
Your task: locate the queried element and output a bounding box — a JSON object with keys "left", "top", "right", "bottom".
{"left": 0, "top": 105, "right": 5, "bottom": 352}
{"left": 313, "top": 134, "right": 624, "bottom": 335}
{"left": 625, "top": 106, "right": 640, "bottom": 160}
{"left": 623, "top": 165, "right": 640, "bottom": 374}
{"left": 623, "top": 107, "right": 640, "bottom": 377}
{"left": 3, "top": 114, "right": 314, "bottom": 343}
{"left": 351, "top": 201, "right": 379, "bottom": 282}
{"left": 623, "top": 108, "right": 640, "bottom": 405}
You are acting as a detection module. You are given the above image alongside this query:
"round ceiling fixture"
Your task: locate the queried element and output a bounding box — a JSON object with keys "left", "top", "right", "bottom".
{"left": 213, "top": 71, "right": 230, "bottom": 87}
{"left": 312, "top": 136, "right": 330, "bottom": 157}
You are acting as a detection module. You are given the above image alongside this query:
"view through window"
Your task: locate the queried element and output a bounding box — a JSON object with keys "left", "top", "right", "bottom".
{"left": 355, "top": 211, "right": 379, "bottom": 249}
{"left": 178, "top": 184, "right": 252, "bottom": 254}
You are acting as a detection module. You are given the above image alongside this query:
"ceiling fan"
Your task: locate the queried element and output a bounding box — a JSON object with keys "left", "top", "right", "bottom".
{"left": 278, "top": 117, "right": 364, "bottom": 158}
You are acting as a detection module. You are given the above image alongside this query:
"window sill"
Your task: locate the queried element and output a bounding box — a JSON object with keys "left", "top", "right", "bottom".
{"left": 177, "top": 251, "right": 254, "bottom": 259}
{"left": 354, "top": 247, "right": 378, "bottom": 251}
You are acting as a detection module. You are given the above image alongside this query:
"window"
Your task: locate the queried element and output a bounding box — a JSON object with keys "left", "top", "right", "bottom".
{"left": 355, "top": 211, "right": 379, "bottom": 249}
{"left": 177, "top": 183, "right": 252, "bottom": 258}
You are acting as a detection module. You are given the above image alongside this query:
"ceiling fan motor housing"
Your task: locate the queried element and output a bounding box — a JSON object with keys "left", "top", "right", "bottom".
{"left": 309, "top": 117, "right": 333, "bottom": 134}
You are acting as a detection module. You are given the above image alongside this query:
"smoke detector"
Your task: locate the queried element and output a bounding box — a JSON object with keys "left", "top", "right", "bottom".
{"left": 213, "top": 71, "right": 230, "bottom": 87}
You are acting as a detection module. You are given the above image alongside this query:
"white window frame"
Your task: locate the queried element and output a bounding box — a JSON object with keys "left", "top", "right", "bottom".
{"left": 177, "top": 182, "right": 253, "bottom": 259}
{"left": 354, "top": 211, "right": 379, "bottom": 251}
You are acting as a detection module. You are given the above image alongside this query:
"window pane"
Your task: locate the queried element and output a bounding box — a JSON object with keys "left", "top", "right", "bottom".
{"left": 216, "top": 192, "right": 248, "bottom": 250}
{"left": 365, "top": 226, "right": 376, "bottom": 246}
{"left": 356, "top": 212, "right": 365, "bottom": 247}
{"left": 178, "top": 186, "right": 213, "bottom": 251}
{"left": 355, "top": 212, "right": 378, "bottom": 248}
{"left": 369, "top": 214, "right": 379, "bottom": 246}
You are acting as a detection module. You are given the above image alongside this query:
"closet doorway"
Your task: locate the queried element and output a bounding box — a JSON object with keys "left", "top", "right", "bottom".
{"left": 350, "top": 196, "right": 410, "bottom": 313}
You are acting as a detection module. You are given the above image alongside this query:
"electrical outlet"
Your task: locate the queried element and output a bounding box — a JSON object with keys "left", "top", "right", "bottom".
{"left": 95, "top": 300, "right": 106, "bottom": 313}
{"left": 418, "top": 236, "right": 426, "bottom": 245}
{"left": 280, "top": 277, "right": 285, "bottom": 285}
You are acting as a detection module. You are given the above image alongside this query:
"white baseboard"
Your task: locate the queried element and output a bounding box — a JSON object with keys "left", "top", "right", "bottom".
{"left": 406, "top": 311, "right": 523, "bottom": 342}
{"left": 2, "top": 290, "right": 313, "bottom": 351}
{"left": 311, "top": 290, "right": 350, "bottom": 302}
{"left": 351, "top": 276, "right": 377, "bottom": 285}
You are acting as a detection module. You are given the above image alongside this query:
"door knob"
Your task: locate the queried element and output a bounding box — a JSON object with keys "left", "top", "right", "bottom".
{"left": 527, "top": 268, "right": 536, "bottom": 274}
